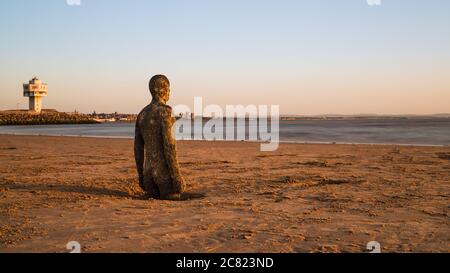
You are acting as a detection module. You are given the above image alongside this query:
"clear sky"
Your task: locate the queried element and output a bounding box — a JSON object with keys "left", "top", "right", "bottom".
{"left": 0, "top": 0, "right": 449, "bottom": 115}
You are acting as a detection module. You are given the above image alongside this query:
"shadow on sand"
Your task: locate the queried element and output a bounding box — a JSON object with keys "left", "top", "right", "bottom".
{"left": 6, "top": 182, "right": 206, "bottom": 201}
{"left": 7, "top": 182, "right": 133, "bottom": 198}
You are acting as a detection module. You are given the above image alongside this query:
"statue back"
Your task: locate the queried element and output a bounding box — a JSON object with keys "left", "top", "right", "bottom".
{"left": 136, "top": 103, "right": 174, "bottom": 184}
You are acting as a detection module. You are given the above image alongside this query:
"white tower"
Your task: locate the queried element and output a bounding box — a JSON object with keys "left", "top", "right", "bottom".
{"left": 23, "top": 77, "right": 48, "bottom": 113}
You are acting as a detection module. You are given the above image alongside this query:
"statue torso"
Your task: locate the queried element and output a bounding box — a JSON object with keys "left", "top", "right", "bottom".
{"left": 137, "top": 103, "right": 175, "bottom": 183}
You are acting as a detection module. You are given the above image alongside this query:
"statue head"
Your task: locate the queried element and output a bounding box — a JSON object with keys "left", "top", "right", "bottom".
{"left": 149, "top": 75, "right": 170, "bottom": 104}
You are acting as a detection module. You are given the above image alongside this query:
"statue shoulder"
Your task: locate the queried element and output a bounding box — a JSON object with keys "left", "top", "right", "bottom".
{"left": 159, "top": 105, "right": 173, "bottom": 117}
{"left": 137, "top": 104, "right": 152, "bottom": 119}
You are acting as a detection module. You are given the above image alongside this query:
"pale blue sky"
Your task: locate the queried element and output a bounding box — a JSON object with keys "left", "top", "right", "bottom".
{"left": 0, "top": 0, "right": 449, "bottom": 114}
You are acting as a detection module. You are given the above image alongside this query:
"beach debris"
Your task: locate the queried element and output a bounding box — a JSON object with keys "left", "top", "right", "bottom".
{"left": 0, "top": 147, "right": 17, "bottom": 150}
{"left": 297, "top": 160, "right": 329, "bottom": 167}
{"left": 240, "top": 230, "right": 254, "bottom": 240}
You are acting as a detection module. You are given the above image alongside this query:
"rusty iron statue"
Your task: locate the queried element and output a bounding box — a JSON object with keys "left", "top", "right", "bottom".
{"left": 134, "top": 75, "right": 186, "bottom": 200}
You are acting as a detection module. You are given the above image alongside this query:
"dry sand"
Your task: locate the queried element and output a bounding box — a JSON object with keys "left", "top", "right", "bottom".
{"left": 0, "top": 135, "right": 449, "bottom": 253}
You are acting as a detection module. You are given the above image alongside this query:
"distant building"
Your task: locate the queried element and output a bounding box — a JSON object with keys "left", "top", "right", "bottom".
{"left": 23, "top": 77, "right": 48, "bottom": 113}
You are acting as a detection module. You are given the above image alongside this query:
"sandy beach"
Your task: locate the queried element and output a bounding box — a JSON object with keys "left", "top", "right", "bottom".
{"left": 0, "top": 135, "right": 448, "bottom": 253}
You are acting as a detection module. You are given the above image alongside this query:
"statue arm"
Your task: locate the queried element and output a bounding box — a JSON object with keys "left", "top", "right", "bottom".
{"left": 134, "top": 119, "right": 145, "bottom": 190}
{"left": 161, "top": 106, "right": 185, "bottom": 192}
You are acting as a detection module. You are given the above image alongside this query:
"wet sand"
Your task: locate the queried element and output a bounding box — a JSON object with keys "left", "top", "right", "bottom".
{"left": 0, "top": 135, "right": 449, "bottom": 253}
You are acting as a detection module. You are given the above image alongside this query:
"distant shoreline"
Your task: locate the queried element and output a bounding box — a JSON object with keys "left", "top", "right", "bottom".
{"left": 2, "top": 109, "right": 450, "bottom": 124}
{"left": 0, "top": 110, "right": 99, "bottom": 126}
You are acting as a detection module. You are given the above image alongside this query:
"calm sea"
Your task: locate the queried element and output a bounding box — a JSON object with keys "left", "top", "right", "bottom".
{"left": 0, "top": 118, "right": 449, "bottom": 146}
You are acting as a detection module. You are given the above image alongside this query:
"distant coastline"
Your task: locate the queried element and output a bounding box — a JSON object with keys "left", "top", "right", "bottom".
{"left": 1, "top": 108, "right": 449, "bottom": 126}
{"left": 280, "top": 113, "right": 450, "bottom": 120}
{"left": 0, "top": 110, "right": 99, "bottom": 126}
